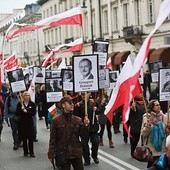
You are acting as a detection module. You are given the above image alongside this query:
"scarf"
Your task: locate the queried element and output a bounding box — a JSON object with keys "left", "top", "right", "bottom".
{"left": 150, "top": 121, "right": 165, "bottom": 151}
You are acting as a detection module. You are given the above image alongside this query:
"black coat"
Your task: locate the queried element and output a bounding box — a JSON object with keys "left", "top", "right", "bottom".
{"left": 16, "top": 101, "right": 36, "bottom": 140}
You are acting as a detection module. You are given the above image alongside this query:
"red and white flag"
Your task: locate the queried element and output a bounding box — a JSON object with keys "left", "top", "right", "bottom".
{"left": 42, "top": 51, "right": 55, "bottom": 67}
{"left": 28, "top": 77, "right": 35, "bottom": 102}
{"left": 4, "top": 53, "right": 19, "bottom": 71}
{"left": 48, "top": 104, "right": 57, "bottom": 116}
{"left": 105, "top": 0, "right": 170, "bottom": 125}
{"left": 6, "top": 7, "right": 82, "bottom": 40}
{"left": 104, "top": 57, "right": 112, "bottom": 69}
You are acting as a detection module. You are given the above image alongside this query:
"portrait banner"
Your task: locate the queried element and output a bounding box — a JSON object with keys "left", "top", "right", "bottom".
{"left": 109, "top": 70, "right": 119, "bottom": 89}
{"left": 73, "top": 54, "right": 99, "bottom": 92}
{"left": 33, "top": 66, "right": 45, "bottom": 84}
{"left": 159, "top": 68, "right": 170, "bottom": 101}
{"left": 93, "top": 40, "right": 109, "bottom": 66}
{"left": 45, "top": 78, "right": 62, "bottom": 102}
{"left": 150, "top": 61, "right": 163, "bottom": 83}
{"left": 99, "top": 69, "right": 110, "bottom": 89}
{"left": 61, "top": 69, "right": 73, "bottom": 91}
{"left": 7, "top": 68, "right": 26, "bottom": 93}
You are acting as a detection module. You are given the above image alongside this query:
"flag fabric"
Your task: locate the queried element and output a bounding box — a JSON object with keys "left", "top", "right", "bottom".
{"left": 48, "top": 104, "right": 57, "bottom": 116}
{"left": 28, "top": 78, "right": 35, "bottom": 102}
{"left": 104, "top": 57, "right": 112, "bottom": 69}
{"left": 4, "top": 53, "right": 19, "bottom": 71}
{"left": 6, "top": 7, "right": 82, "bottom": 40}
{"left": 42, "top": 38, "right": 83, "bottom": 67}
{"left": 0, "top": 36, "right": 4, "bottom": 89}
{"left": 104, "top": 0, "right": 170, "bottom": 126}
{"left": 57, "top": 58, "right": 66, "bottom": 70}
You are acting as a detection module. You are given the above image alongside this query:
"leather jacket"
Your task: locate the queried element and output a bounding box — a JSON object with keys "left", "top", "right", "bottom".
{"left": 48, "top": 112, "right": 88, "bottom": 159}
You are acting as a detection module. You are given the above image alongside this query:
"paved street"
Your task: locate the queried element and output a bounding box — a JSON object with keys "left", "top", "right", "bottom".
{"left": 0, "top": 116, "right": 147, "bottom": 170}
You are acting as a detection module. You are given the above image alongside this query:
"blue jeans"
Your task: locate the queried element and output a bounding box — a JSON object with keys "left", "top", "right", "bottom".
{"left": 81, "top": 132, "right": 99, "bottom": 162}
{"left": 9, "top": 117, "right": 19, "bottom": 145}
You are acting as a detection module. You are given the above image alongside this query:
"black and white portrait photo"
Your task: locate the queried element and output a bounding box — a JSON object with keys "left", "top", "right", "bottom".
{"left": 159, "top": 68, "right": 170, "bottom": 101}
{"left": 150, "top": 61, "right": 163, "bottom": 82}
{"left": 61, "top": 69, "right": 73, "bottom": 91}
{"left": 93, "top": 40, "right": 109, "bottom": 66}
{"left": 7, "top": 69, "right": 26, "bottom": 93}
{"left": 45, "top": 78, "right": 62, "bottom": 102}
{"left": 34, "top": 66, "right": 45, "bottom": 84}
{"left": 45, "top": 71, "right": 52, "bottom": 78}
{"left": 73, "top": 54, "right": 99, "bottom": 92}
{"left": 109, "top": 71, "right": 119, "bottom": 89}
{"left": 99, "top": 69, "right": 110, "bottom": 89}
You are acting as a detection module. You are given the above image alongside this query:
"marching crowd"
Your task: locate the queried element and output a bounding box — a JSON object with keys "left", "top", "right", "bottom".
{"left": 1, "top": 79, "right": 170, "bottom": 170}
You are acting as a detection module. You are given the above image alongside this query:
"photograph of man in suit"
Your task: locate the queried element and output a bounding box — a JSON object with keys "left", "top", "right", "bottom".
{"left": 79, "top": 58, "right": 94, "bottom": 80}
{"left": 36, "top": 67, "right": 44, "bottom": 77}
{"left": 63, "top": 71, "right": 73, "bottom": 82}
{"left": 162, "top": 71, "right": 170, "bottom": 92}
{"left": 46, "top": 80, "right": 61, "bottom": 92}
{"left": 9, "top": 70, "right": 23, "bottom": 83}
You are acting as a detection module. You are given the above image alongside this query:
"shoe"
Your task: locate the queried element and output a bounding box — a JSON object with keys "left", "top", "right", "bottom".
{"left": 124, "top": 137, "right": 128, "bottom": 144}
{"left": 18, "top": 143, "right": 23, "bottom": 147}
{"left": 93, "top": 157, "right": 99, "bottom": 164}
{"left": 46, "top": 126, "right": 50, "bottom": 129}
{"left": 13, "top": 144, "right": 18, "bottom": 150}
{"left": 99, "top": 138, "right": 104, "bottom": 146}
{"left": 30, "top": 154, "right": 35, "bottom": 158}
{"left": 84, "top": 162, "right": 90, "bottom": 166}
{"left": 24, "top": 154, "right": 28, "bottom": 157}
{"left": 33, "top": 139, "right": 38, "bottom": 142}
{"left": 109, "top": 140, "right": 114, "bottom": 148}
{"left": 117, "top": 130, "right": 121, "bottom": 133}
{"left": 39, "top": 117, "right": 43, "bottom": 120}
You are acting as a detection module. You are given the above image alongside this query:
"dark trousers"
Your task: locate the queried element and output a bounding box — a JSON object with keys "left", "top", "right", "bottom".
{"left": 113, "top": 113, "right": 121, "bottom": 132}
{"left": 81, "top": 132, "right": 99, "bottom": 163}
{"left": 123, "top": 121, "right": 130, "bottom": 139}
{"left": 130, "top": 132, "right": 140, "bottom": 155}
{"left": 143, "top": 84, "right": 151, "bottom": 98}
{"left": 0, "top": 116, "right": 3, "bottom": 137}
{"left": 23, "top": 139, "right": 34, "bottom": 155}
{"left": 9, "top": 117, "right": 19, "bottom": 145}
{"left": 99, "top": 120, "right": 112, "bottom": 140}
{"left": 59, "top": 158, "right": 84, "bottom": 170}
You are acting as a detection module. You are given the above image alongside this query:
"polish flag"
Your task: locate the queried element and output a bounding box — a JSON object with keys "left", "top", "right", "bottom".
{"left": 28, "top": 77, "right": 35, "bottom": 102}
{"left": 104, "top": 57, "right": 112, "bottom": 69}
{"left": 57, "top": 58, "right": 66, "bottom": 70}
{"left": 4, "top": 53, "right": 19, "bottom": 71}
{"left": 6, "top": 7, "right": 82, "bottom": 40}
{"left": 42, "top": 51, "right": 55, "bottom": 67}
{"left": 104, "top": 0, "right": 170, "bottom": 125}
{"left": 48, "top": 104, "right": 57, "bottom": 116}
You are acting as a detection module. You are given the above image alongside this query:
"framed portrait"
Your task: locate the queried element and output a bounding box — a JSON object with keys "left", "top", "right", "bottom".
{"left": 159, "top": 68, "right": 170, "bottom": 101}
{"left": 33, "top": 66, "right": 45, "bottom": 84}
{"left": 93, "top": 40, "right": 109, "bottom": 66}
{"left": 45, "top": 70, "right": 52, "bottom": 78}
{"left": 61, "top": 69, "right": 73, "bottom": 91}
{"left": 45, "top": 78, "right": 62, "bottom": 102}
{"left": 109, "top": 70, "right": 119, "bottom": 89}
{"left": 7, "top": 69, "right": 26, "bottom": 93}
{"left": 150, "top": 61, "right": 163, "bottom": 82}
{"left": 99, "top": 69, "right": 110, "bottom": 89}
{"left": 73, "top": 54, "right": 99, "bottom": 92}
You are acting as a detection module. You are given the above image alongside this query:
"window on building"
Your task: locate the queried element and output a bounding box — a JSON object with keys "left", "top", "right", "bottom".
{"left": 112, "top": 7, "right": 118, "bottom": 31}
{"left": 51, "top": 30, "right": 54, "bottom": 45}
{"left": 148, "top": 0, "right": 154, "bottom": 23}
{"left": 103, "top": 9, "right": 109, "bottom": 34}
{"left": 47, "top": 9, "right": 49, "bottom": 18}
{"left": 54, "top": 4, "right": 57, "bottom": 15}
{"left": 123, "top": 3, "right": 128, "bottom": 27}
{"left": 92, "top": 11, "right": 95, "bottom": 37}
{"left": 50, "top": 6, "right": 53, "bottom": 16}
{"left": 134, "top": 0, "right": 140, "bottom": 25}
{"left": 84, "top": 13, "right": 88, "bottom": 40}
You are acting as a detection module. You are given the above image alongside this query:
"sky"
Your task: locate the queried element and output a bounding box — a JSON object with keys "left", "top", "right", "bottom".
{"left": 0, "top": 0, "right": 37, "bottom": 13}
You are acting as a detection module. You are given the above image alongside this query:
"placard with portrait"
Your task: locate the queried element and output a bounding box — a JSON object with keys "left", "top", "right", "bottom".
{"left": 33, "top": 66, "right": 45, "bottom": 84}
{"left": 73, "top": 54, "right": 99, "bottom": 92}
{"left": 109, "top": 70, "right": 119, "bottom": 89}
{"left": 99, "top": 69, "right": 110, "bottom": 89}
{"left": 159, "top": 68, "right": 170, "bottom": 101}
{"left": 45, "top": 78, "right": 62, "bottom": 102}
{"left": 61, "top": 69, "right": 73, "bottom": 91}
{"left": 7, "top": 68, "right": 26, "bottom": 93}
{"left": 93, "top": 40, "right": 109, "bottom": 66}
{"left": 150, "top": 61, "right": 163, "bottom": 82}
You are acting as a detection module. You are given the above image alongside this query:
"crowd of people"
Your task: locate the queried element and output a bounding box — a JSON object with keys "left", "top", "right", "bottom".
{"left": 1, "top": 78, "right": 170, "bottom": 170}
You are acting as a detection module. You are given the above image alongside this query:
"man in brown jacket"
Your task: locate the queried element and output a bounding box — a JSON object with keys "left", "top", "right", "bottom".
{"left": 48, "top": 95, "right": 89, "bottom": 170}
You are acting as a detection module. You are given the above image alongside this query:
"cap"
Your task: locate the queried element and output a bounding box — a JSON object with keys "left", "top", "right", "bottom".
{"left": 60, "top": 95, "right": 73, "bottom": 104}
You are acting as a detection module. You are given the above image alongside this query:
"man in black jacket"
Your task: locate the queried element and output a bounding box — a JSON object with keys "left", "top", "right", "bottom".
{"left": 74, "top": 93, "right": 99, "bottom": 166}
